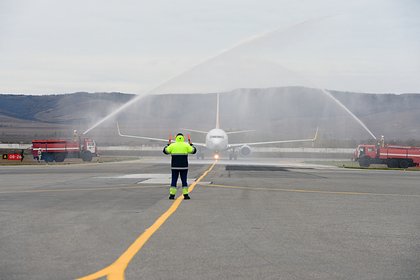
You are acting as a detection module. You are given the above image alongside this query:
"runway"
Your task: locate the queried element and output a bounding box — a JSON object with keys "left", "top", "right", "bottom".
{"left": 0, "top": 157, "right": 419, "bottom": 279}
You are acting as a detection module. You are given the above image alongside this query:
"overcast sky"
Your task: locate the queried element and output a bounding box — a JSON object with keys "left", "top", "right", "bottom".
{"left": 1, "top": 0, "right": 419, "bottom": 94}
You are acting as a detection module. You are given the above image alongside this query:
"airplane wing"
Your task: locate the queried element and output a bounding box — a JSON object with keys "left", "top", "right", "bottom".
{"left": 188, "top": 141, "right": 207, "bottom": 148}
{"left": 117, "top": 123, "right": 171, "bottom": 142}
{"left": 182, "top": 128, "right": 255, "bottom": 136}
{"left": 181, "top": 128, "right": 208, "bottom": 134}
{"left": 226, "top": 130, "right": 256, "bottom": 135}
{"left": 117, "top": 123, "right": 207, "bottom": 147}
{"left": 229, "top": 127, "right": 318, "bottom": 148}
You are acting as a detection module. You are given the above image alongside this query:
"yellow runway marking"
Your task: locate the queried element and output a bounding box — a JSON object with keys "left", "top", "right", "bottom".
{"left": 77, "top": 161, "right": 217, "bottom": 280}
{"left": 202, "top": 183, "right": 420, "bottom": 198}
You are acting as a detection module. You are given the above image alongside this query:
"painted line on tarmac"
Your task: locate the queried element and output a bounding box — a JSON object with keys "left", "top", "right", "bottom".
{"left": 202, "top": 184, "right": 420, "bottom": 198}
{"left": 0, "top": 182, "right": 212, "bottom": 195}
{"left": 77, "top": 161, "right": 217, "bottom": 280}
{"left": 0, "top": 185, "right": 166, "bottom": 195}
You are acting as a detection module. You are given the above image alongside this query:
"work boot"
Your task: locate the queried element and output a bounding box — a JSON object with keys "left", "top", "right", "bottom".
{"left": 183, "top": 194, "right": 191, "bottom": 200}
{"left": 169, "top": 186, "right": 177, "bottom": 200}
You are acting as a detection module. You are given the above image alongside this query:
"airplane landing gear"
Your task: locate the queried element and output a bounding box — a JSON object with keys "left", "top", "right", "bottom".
{"left": 229, "top": 149, "right": 238, "bottom": 160}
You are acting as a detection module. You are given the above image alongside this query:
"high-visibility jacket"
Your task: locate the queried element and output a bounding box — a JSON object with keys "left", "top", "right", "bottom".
{"left": 163, "top": 134, "right": 196, "bottom": 169}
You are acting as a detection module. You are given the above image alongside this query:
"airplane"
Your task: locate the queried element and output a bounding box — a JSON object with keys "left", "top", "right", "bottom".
{"left": 117, "top": 93, "right": 318, "bottom": 160}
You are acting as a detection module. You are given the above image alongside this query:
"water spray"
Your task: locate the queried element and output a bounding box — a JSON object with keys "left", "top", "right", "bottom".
{"left": 83, "top": 15, "right": 377, "bottom": 141}
{"left": 319, "top": 89, "right": 377, "bottom": 139}
{"left": 83, "top": 17, "right": 330, "bottom": 135}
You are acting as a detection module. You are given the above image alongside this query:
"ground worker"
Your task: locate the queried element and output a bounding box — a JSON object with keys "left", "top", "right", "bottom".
{"left": 73, "top": 130, "right": 78, "bottom": 141}
{"left": 163, "top": 133, "right": 197, "bottom": 200}
{"left": 380, "top": 135, "right": 385, "bottom": 147}
{"left": 37, "top": 148, "right": 42, "bottom": 163}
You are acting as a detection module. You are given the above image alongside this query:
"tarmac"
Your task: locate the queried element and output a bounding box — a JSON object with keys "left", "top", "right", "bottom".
{"left": 0, "top": 157, "right": 419, "bottom": 279}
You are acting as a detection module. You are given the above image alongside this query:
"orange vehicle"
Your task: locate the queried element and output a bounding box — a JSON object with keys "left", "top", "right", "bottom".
{"left": 31, "top": 138, "right": 97, "bottom": 162}
{"left": 354, "top": 144, "right": 420, "bottom": 168}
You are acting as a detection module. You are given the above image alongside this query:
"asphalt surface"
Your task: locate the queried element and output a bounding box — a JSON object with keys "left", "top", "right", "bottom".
{"left": 0, "top": 157, "right": 419, "bottom": 280}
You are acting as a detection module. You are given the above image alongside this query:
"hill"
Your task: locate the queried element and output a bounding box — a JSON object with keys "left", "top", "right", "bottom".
{"left": 0, "top": 92, "right": 133, "bottom": 142}
{"left": 0, "top": 92, "right": 133, "bottom": 123}
{"left": 1, "top": 88, "right": 419, "bottom": 146}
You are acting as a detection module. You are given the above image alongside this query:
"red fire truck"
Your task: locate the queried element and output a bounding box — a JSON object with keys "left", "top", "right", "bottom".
{"left": 31, "top": 138, "right": 97, "bottom": 162}
{"left": 354, "top": 144, "right": 420, "bottom": 168}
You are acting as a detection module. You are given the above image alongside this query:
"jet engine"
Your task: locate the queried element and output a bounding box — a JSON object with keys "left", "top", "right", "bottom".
{"left": 239, "top": 145, "right": 252, "bottom": 156}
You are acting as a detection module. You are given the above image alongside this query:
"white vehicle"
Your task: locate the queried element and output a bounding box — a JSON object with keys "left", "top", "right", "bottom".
{"left": 117, "top": 94, "right": 318, "bottom": 159}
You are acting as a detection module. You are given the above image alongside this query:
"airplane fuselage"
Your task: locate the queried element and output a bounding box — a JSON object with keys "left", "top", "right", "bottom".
{"left": 205, "top": 128, "right": 228, "bottom": 152}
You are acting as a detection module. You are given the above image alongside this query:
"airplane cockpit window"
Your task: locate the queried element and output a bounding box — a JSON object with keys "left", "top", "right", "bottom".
{"left": 210, "top": 135, "right": 224, "bottom": 139}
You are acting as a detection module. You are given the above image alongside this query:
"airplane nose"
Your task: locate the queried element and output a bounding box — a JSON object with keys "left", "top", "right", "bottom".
{"left": 209, "top": 139, "right": 220, "bottom": 149}
{"left": 213, "top": 139, "right": 222, "bottom": 145}
{"left": 214, "top": 140, "right": 224, "bottom": 149}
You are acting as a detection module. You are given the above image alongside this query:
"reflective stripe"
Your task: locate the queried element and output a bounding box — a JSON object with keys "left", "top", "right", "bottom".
{"left": 36, "top": 147, "right": 79, "bottom": 151}
{"left": 380, "top": 153, "right": 420, "bottom": 157}
{"left": 182, "top": 187, "right": 189, "bottom": 195}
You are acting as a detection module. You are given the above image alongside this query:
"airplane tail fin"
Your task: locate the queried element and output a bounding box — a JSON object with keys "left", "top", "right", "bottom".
{"left": 216, "top": 93, "right": 220, "bottom": 129}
